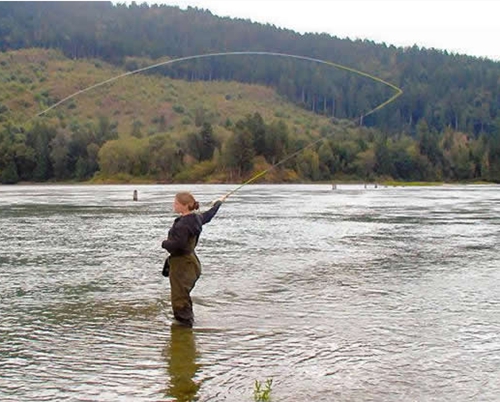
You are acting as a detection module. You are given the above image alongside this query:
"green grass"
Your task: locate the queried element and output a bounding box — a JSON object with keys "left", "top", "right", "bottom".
{"left": 254, "top": 379, "right": 273, "bottom": 402}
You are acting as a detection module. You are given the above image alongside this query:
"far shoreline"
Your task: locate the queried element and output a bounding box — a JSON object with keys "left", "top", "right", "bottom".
{"left": 2, "top": 179, "right": 496, "bottom": 187}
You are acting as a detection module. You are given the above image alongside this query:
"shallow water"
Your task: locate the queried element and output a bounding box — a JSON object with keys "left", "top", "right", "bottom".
{"left": 1, "top": 184, "right": 499, "bottom": 401}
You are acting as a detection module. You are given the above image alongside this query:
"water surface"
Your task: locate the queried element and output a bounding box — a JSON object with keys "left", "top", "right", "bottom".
{"left": 1, "top": 184, "right": 499, "bottom": 401}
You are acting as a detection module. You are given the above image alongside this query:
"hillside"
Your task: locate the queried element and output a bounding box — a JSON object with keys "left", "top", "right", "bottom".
{"left": 1, "top": 48, "right": 354, "bottom": 184}
{"left": 0, "top": 49, "right": 331, "bottom": 138}
{"left": 1, "top": 1, "right": 499, "bottom": 138}
{"left": 1, "top": 48, "right": 499, "bottom": 184}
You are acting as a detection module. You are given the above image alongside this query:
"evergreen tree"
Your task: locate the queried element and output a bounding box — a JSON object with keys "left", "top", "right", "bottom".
{"left": 225, "top": 126, "right": 255, "bottom": 177}
{"left": 199, "top": 122, "right": 216, "bottom": 161}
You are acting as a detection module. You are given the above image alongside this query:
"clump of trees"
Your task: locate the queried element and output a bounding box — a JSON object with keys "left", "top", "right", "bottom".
{"left": 3, "top": 111, "right": 499, "bottom": 184}
{"left": 0, "top": 116, "right": 116, "bottom": 183}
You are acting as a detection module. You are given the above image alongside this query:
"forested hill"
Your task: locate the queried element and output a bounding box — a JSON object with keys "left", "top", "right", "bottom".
{"left": 1, "top": 1, "right": 499, "bottom": 137}
{"left": 1, "top": 2, "right": 499, "bottom": 185}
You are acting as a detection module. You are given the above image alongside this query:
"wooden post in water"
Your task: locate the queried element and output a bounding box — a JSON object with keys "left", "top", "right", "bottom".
{"left": 133, "top": 190, "right": 138, "bottom": 201}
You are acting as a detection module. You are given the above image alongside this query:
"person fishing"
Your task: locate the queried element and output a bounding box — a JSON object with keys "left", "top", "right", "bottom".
{"left": 162, "top": 192, "right": 227, "bottom": 327}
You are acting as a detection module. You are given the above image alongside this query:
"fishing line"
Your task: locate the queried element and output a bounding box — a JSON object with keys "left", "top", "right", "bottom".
{"left": 33, "top": 51, "right": 403, "bottom": 197}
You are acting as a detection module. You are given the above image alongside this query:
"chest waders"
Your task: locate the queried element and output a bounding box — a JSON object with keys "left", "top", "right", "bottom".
{"left": 168, "top": 236, "right": 201, "bottom": 327}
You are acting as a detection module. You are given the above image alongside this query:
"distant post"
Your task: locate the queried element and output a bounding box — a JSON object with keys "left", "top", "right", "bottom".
{"left": 133, "top": 190, "right": 138, "bottom": 201}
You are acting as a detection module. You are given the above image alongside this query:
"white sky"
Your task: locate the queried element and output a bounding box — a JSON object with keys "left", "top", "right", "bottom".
{"left": 153, "top": 0, "right": 500, "bottom": 61}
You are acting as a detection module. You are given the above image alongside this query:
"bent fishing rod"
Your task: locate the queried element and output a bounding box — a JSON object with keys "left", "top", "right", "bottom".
{"left": 33, "top": 51, "right": 403, "bottom": 199}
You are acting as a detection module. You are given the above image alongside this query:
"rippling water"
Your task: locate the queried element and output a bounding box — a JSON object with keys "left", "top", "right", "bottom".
{"left": 1, "top": 184, "right": 499, "bottom": 401}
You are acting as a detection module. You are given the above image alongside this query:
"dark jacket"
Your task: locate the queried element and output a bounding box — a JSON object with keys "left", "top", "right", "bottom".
{"left": 162, "top": 201, "right": 222, "bottom": 256}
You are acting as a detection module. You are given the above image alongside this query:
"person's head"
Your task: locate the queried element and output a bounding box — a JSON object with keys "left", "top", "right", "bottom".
{"left": 173, "top": 192, "right": 200, "bottom": 215}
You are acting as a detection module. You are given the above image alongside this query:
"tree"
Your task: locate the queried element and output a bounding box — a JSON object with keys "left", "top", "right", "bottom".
{"left": 391, "top": 140, "right": 418, "bottom": 180}
{"left": 417, "top": 119, "right": 442, "bottom": 167}
{"left": 186, "top": 132, "right": 203, "bottom": 161}
{"left": 148, "top": 135, "right": 183, "bottom": 180}
{"left": 374, "top": 137, "right": 392, "bottom": 177}
{"left": 95, "top": 115, "right": 118, "bottom": 145}
{"left": 449, "top": 144, "right": 474, "bottom": 180}
{"left": 296, "top": 148, "right": 320, "bottom": 180}
{"left": 12, "top": 142, "right": 36, "bottom": 181}
{"left": 131, "top": 120, "right": 143, "bottom": 138}
{"left": 98, "top": 138, "right": 148, "bottom": 176}
{"left": 50, "top": 131, "right": 70, "bottom": 180}
{"left": 74, "top": 156, "right": 89, "bottom": 181}
{"left": 224, "top": 126, "right": 254, "bottom": 177}
{"left": 199, "top": 122, "right": 216, "bottom": 161}
{"left": 318, "top": 141, "right": 335, "bottom": 178}
{"left": 486, "top": 121, "right": 500, "bottom": 182}
{"left": 185, "top": 122, "right": 216, "bottom": 162}
{"left": 1, "top": 159, "right": 19, "bottom": 184}
{"left": 27, "top": 123, "right": 56, "bottom": 181}
{"left": 353, "top": 148, "right": 376, "bottom": 179}
{"left": 98, "top": 140, "right": 129, "bottom": 175}
{"left": 86, "top": 143, "right": 100, "bottom": 177}
{"left": 264, "top": 120, "right": 289, "bottom": 164}
{"left": 246, "top": 113, "right": 266, "bottom": 156}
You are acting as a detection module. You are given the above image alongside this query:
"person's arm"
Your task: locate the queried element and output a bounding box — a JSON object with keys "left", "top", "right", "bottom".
{"left": 201, "top": 201, "right": 222, "bottom": 224}
{"left": 161, "top": 224, "right": 190, "bottom": 254}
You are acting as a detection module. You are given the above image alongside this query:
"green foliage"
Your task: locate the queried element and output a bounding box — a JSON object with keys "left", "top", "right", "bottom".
{"left": 50, "top": 131, "right": 70, "bottom": 180}
{"left": 245, "top": 113, "right": 266, "bottom": 155}
{"left": 484, "top": 127, "right": 500, "bottom": 182}
{"left": 223, "top": 124, "right": 255, "bottom": 177}
{"left": 174, "top": 160, "right": 217, "bottom": 183}
{"left": 186, "top": 123, "right": 217, "bottom": 162}
{"left": 172, "top": 105, "right": 185, "bottom": 114}
{"left": 254, "top": 379, "right": 273, "bottom": 402}
{"left": 193, "top": 106, "right": 213, "bottom": 127}
{"left": 152, "top": 114, "right": 168, "bottom": 131}
{"left": 265, "top": 120, "right": 289, "bottom": 164}
{"left": 0, "top": 39, "right": 498, "bottom": 184}
{"left": 146, "top": 135, "right": 184, "bottom": 180}
{"left": 74, "top": 156, "right": 89, "bottom": 181}
{"left": 1, "top": 160, "right": 19, "bottom": 184}
{"left": 296, "top": 148, "right": 320, "bottom": 181}
{"left": 26, "top": 122, "right": 56, "bottom": 181}
{"left": 96, "top": 115, "right": 118, "bottom": 145}
{"left": 98, "top": 137, "right": 149, "bottom": 176}
{"left": 131, "top": 120, "right": 143, "bottom": 138}
{"left": 0, "top": 1, "right": 499, "bottom": 139}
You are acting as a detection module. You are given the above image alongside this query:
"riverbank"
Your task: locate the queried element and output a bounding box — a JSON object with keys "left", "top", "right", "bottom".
{"left": 3, "top": 178, "right": 496, "bottom": 187}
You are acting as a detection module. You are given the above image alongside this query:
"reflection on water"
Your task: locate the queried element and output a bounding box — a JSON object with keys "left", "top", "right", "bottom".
{"left": 1, "top": 184, "right": 500, "bottom": 401}
{"left": 164, "top": 325, "right": 200, "bottom": 402}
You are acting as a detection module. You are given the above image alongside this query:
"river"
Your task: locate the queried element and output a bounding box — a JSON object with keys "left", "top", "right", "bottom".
{"left": 1, "top": 184, "right": 499, "bottom": 401}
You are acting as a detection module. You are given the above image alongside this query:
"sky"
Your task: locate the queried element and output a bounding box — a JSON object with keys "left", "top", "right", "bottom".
{"left": 150, "top": 0, "right": 500, "bottom": 61}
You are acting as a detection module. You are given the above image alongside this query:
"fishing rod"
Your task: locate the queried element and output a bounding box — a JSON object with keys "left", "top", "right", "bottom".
{"left": 33, "top": 51, "right": 403, "bottom": 198}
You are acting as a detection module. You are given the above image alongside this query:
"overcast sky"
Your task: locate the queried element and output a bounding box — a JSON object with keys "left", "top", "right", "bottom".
{"left": 151, "top": 0, "right": 500, "bottom": 61}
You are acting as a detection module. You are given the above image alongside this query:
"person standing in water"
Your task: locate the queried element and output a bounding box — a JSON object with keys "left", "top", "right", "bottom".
{"left": 162, "top": 192, "right": 226, "bottom": 327}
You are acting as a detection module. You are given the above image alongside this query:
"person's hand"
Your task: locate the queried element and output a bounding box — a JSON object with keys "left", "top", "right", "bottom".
{"left": 211, "top": 194, "right": 228, "bottom": 206}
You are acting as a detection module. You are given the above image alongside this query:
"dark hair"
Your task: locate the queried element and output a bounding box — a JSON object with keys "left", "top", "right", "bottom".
{"left": 175, "top": 192, "right": 199, "bottom": 211}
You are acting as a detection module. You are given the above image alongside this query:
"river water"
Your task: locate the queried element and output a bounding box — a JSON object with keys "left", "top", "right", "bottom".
{"left": 0, "top": 184, "right": 499, "bottom": 401}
